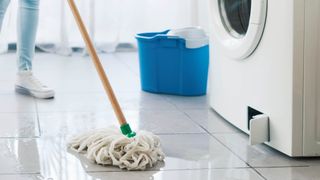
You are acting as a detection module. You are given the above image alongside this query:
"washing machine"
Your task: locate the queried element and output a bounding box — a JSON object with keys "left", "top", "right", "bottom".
{"left": 209, "top": 0, "right": 320, "bottom": 156}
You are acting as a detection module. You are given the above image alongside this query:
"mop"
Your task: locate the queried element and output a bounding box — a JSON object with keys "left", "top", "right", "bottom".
{"left": 66, "top": 0, "right": 165, "bottom": 170}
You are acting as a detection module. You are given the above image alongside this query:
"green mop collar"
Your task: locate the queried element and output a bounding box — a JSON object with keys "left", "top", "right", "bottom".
{"left": 120, "top": 123, "right": 136, "bottom": 138}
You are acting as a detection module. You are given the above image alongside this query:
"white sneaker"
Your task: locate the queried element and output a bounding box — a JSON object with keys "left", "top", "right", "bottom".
{"left": 15, "top": 71, "right": 55, "bottom": 99}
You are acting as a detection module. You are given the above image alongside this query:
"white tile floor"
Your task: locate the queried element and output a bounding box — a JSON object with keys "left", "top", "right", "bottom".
{"left": 0, "top": 52, "right": 320, "bottom": 180}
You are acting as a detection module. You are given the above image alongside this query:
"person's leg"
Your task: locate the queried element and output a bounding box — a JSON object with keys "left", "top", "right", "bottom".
{"left": 17, "top": 0, "right": 39, "bottom": 71}
{"left": 0, "top": 0, "right": 10, "bottom": 32}
{"left": 16, "top": 0, "right": 54, "bottom": 99}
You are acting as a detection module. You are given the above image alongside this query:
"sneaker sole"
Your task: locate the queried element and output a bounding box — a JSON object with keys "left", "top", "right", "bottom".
{"left": 15, "top": 85, "right": 55, "bottom": 99}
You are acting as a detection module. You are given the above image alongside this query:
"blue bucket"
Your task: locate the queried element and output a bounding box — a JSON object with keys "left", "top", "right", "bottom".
{"left": 136, "top": 28, "right": 209, "bottom": 96}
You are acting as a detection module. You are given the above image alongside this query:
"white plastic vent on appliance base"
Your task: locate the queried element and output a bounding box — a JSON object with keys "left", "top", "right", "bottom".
{"left": 249, "top": 114, "right": 270, "bottom": 145}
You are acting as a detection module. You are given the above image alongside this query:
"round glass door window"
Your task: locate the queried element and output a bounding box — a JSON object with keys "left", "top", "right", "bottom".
{"left": 219, "top": 0, "right": 251, "bottom": 38}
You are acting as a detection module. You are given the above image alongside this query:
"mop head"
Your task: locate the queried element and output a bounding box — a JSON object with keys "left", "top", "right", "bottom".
{"left": 68, "top": 126, "right": 165, "bottom": 170}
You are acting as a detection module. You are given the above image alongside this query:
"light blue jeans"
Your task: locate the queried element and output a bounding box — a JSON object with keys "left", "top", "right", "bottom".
{"left": 0, "top": 0, "right": 39, "bottom": 71}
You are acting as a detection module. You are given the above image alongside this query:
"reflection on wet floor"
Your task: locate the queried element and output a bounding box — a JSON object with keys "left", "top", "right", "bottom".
{"left": 1, "top": 53, "right": 320, "bottom": 180}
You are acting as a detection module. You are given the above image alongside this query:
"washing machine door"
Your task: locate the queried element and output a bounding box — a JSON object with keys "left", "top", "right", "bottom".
{"left": 210, "top": 0, "right": 267, "bottom": 60}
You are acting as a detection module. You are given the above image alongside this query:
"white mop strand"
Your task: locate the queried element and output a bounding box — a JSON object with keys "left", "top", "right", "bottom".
{"left": 68, "top": 127, "right": 165, "bottom": 170}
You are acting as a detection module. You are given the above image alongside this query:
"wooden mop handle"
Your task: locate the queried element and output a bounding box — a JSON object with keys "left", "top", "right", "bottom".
{"left": 67, "top": 0, "right": 127, "bottom": 126}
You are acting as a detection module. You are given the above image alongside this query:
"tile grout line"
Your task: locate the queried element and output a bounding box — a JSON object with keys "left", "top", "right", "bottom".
{"left": 253, "top": 165, "right": 310, "bottom": 169}
{"left": 179, "top": 107, "right": 270, "bottom": 179}
{"left": 0, "top": 132, "right": 210, "bottom": 140}
{"left": 113, "top": 53, "right": 140, "bottom": 78}
{"left": 160, "top": 96, "right": 210, "bottom": 135}
{"left": 154, "top": 132, "right": 208, "bottom": 135}
{"left": 31, "top": 109, "right": 215, "bottom": 114}
{"left": 34, "top": 97, "right": 42, "bottom": 137}
{"left": 30, "top": 109, "right": 189, "bottom": 114}
{"left": 85, "top": 166, "right": 262, "bottom": 173}
{"left": 177, "top": 105, "right": 215, "bottom": 135}
{"left": 169, "top": 103, "right": 268, "bottom": 178}
{"left": 0, "top": 172, "right": 40, "bottom": 175}
{"left": 211, "top": 134, "right": 267, "bottom": 180}
{"left": 198, "top": 123, "right": 267, "bottom": 180}
{"left": 160, "top": 97, "right": 236, "bottom": 135}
